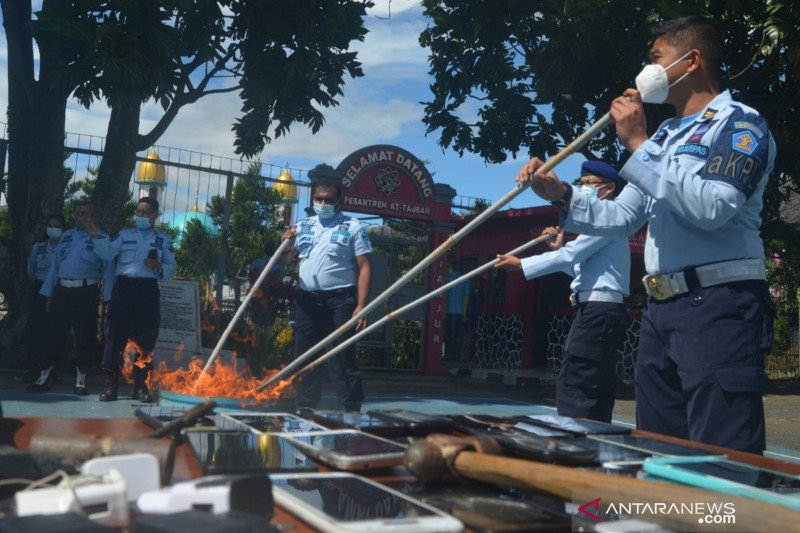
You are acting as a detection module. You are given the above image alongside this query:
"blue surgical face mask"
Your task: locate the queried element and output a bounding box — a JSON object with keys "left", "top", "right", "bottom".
{"left": 313, "top": 202, "right": 336, "bottom": 219}
{"left": 134, "top": 215, "right": 152, "bottom": 230}
{"left": 46, "top": 227, "right": 62, "bottom": 240}
{"left": 580, "top": 183, "right": 611, "bottom": 200}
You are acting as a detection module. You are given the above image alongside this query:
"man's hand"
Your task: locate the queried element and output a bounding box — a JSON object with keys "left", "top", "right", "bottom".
{"left": 83, "top": 218, "right": 99, "bottom": 238}
{"left": 352, "top": 304, "right": 368, "bottom": 331}
{"left": 610, "top": 89, "right": 648, "bottom": 153}
{"left": 516, "top": 157, "right": 567, "bottom": 202}
{"left": 281, "top": 228, "right": 296, "bottom": 241}
{"left": 144, "top": 257, "right": 161, "bottom": 271}
{"left": 495, "top": 254, "right": 522, "bottom": 271}
{"left": 542, "top": 226, "right": 565, "bottom": 250}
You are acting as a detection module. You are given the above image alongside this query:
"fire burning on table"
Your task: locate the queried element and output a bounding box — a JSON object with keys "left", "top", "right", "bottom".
{"left": 120, "top": 340, "right": 294, "bottom": 403}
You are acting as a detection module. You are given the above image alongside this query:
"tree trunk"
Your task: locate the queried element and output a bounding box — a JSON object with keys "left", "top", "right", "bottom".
{"left": 92, "top": 102, "right": 143, "bottom": 234}
{"left": 0, "top": 0, "right": 72, "bottom": 359}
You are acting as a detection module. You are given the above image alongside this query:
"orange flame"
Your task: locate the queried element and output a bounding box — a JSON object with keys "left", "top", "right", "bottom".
{"left": 154, "top": 356, "right": 294, "bottom": 402}
{"left": 120, "top": 340, "right": 153, "bottom": 386}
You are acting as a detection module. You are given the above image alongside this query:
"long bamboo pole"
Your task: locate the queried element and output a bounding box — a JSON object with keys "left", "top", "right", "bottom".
{"left": 256, "top": 112, "right": 614, "bottom": 392}
{"left": 198, "top": 238, "right": 292, "bottom": 379}
{"left": 280, "top": 233, "right": 556, "bottom": 386}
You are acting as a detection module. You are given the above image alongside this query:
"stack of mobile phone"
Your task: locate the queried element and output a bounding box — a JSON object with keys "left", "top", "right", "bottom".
{"left": 270, "top": 472, "right": 464, "bottom": 533}
{"left": 278, "top": 429, "right": 408, "bottom": 471}
{"left": 215, "top": 411, "right": 329, "bottom": 433}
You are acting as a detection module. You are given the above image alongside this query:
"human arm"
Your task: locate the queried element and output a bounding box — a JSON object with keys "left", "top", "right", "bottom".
{"left": 153, "top": 237, "right": 177, "bottom": 279}
{"left": 353, "top": 254, "right": 372, "bottom": 331}
{"left": 91, "top": 233, "right": 122, "bottom": 261}
{"left": 26, "top": 246, "right": 37, "bottom": 281}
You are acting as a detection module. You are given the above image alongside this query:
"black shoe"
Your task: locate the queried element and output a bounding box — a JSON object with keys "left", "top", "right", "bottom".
{"left": 98, "top": 375, "right": 118, "bottom": 402}
{"left": 133, "top": 368, "right": 154, "bottom": 403}
{"left": 26, "top": 366, "right": 54, "bottom": 393}
{"left": 133, "top": 384, "right": 154, "bottom": 403}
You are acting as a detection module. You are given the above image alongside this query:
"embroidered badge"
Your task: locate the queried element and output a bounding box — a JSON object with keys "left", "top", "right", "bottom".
{"left": 675, "top": 144, "right": 709, "bottom": 157}
{"left": 732, "top": 131, "right": 758, "bottom": 155}
{"left": 733, "top": 121, "right": 765, "bottom": 139}
{"left": 701, "top": 108, "right": 718, "bottom": 120}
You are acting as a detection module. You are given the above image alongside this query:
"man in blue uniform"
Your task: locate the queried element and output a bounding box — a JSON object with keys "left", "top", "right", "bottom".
{"left": 89, "top": 197, "right": 176, "bottom": 402}
{"left": 29, "top": 202, "right": 108, "bottom": 396}
{"left": 521, "top": 17, "right": 776, "bottom": 453}
{"left": 19, "top": 214, "right": 66, "bottom": 383}
{"left": 497, "top": 161, "right": 630, "bottom": 422}
{"left": 283, "top": 179, "right": 372, "bottom": 412}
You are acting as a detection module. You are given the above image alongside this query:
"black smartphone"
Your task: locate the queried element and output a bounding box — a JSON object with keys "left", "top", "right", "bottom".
{"left": 134, "top": 405, "right": 217, "bottom": 432}
{"left": 491, "top": 430, "right": 596, "bottom": 466}
{"left": 517, "top": 415, "right": 631, "bottom": 436}
{"left": 567, "top": 437, "right": 651, "bottom": 464}
{"left": 450, "top": 415, "right": 572, "bottom": 438}
{"left": 309, "top": 410, "right": 408, "bottom": 438}
{"left": 147, "top": 249, "right": 158, "bottom": 259}
{"left": 185, "top": 429, "right": 320, "bottom": 474}
{"left": 279, "top": 430, "right": 408, "bottom": 471}
{"left": 367, "top": 409, "right": 455, "bottom": 436}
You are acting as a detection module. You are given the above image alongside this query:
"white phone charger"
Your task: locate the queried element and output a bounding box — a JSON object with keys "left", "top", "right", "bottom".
{"left": 81, "top": 453, "right": 160, "bottom": 501}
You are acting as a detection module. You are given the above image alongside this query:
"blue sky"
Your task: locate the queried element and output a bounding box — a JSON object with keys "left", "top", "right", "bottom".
{"left": 2, "top": 0, "right": 589, "bottom": 213}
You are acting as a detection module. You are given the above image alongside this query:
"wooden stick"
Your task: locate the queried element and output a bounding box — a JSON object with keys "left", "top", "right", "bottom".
{"left": 255, "top": 112, "right": 613, "bottom": 392}
{"left": 454, "top": 451, "right": 800, "bottom": 532}
{"left": 282, "top": 233, "right": 556, "bottom": 385}
{"left": 197, "top": 238, "right": 292, "bottom": 380}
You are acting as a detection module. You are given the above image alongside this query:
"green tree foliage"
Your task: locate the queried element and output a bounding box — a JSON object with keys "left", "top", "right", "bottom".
{"left": 419, "top": 0, "right": 800, "bottom": 227}
{"left": 0, "top": 0, "right": 372, "bottom": 345}
{"left": 175, "top": 219, "right": 220, "bottom": 283}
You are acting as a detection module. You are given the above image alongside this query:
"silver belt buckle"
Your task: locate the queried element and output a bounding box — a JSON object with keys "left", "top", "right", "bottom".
{"left": 643, "top": 275, "right": 673, "bottom": 301}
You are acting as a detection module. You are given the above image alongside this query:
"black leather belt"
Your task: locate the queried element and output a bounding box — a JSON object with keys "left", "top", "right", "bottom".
{"left": 301, "top": 287, "right": 355, "bottom": 299}
{"left": 117, "top": 276, "right": 158, "bottom": 285}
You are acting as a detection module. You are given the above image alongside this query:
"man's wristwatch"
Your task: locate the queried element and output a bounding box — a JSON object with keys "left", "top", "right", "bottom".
{"left": 550, "top": 183, "right": 573, "bottom": 208}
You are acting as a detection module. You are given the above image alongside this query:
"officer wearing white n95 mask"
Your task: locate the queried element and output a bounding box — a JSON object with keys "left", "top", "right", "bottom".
{"left": 520, "top": 16, "right": 776, "bottom": 454}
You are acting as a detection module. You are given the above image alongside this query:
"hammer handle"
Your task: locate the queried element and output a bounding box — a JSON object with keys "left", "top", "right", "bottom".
{"left": 454, "top": 451, "right": 800, "bottom": 532}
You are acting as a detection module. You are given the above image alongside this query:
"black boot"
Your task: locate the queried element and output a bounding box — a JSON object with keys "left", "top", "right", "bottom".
{"left": 26, "top": 366, "right": 54, "bottom": 393}
{"left": 98, "top": 373, "right": 118, "bottom": 402}
{"left": 133, "top": 368, "right": 154, "bottom": 403}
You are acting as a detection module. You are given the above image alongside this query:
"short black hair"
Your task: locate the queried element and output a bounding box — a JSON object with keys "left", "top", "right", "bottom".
{"left": 74, "top": 199, "right": 94, "bottom": 210}
{"left": 651, "top": 16, "right": 724, "bottom": 73}
{"left": 137, "top": 196, "right": 159, "bottom": 214}
{"left": 46, "top": 213, "right": 66, "bottom": 226}
{"left": 311, "top": 181, "right": 342, "bottom": 200}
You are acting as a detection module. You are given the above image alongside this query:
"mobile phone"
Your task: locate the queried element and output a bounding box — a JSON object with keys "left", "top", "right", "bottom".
{"left": 147, "top": 249, "right": 158, "bottom": 259}
{"left": 567, "top": 437, "right": 651, "bottom": 464}
{"left": 589, "top": 434, "right": 724, "bottom": 458}
{"left": 134, "top": 405, "right": 217, "bottom": 432}
{"left": 279, "top": 429, "right": 407, "bottom": 471}
{"left": 270, "top": 472, "right": 464, "bottom": 533}
{"left": 367, "top": 409, "right": 455, "bottom": 436}
{"left": 310, "top": 410, "right": 408, "bottom": 438}
{"left": 215, "top": 412, "right": 328, "bottom": 434}
{"left": 491, "top": 430, "right": 596, "bottom": 466}
{"left": 643, "top": 455, "right": 800, "bottom": 511}
{"left": 185, "top": 429, "right": 320, "bottom": 474}
{"left": 450, "top": 415, "right": 572, "bottom": 438}
{"left": 518, "top": 415, "right": 631, "bottom": 436}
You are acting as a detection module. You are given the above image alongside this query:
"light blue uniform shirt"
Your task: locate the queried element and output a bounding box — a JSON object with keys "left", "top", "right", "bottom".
{"left": 520, "top": 234, "right": 630, "bottom": 295}
{"left": 93, "top": 227, "right": 177, "bottom": 280}
{"left": 40, "top": 228, "right": 109, "bottom": 297}
{"left": 295, "top": 212, "right": 372, "bottom": 291}
{"left": 446, "top": 271, "right": 469, "bottom": 314}
{"left": 27, "top": 241, "right": 58, "bottom": 282}
{"left": 563, "top": 91, "right": 775, "bottom": 275}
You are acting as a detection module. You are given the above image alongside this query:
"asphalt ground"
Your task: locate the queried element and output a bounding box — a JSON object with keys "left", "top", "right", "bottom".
{"left": 1, "top": 367, "right": 798, "bottom": 464}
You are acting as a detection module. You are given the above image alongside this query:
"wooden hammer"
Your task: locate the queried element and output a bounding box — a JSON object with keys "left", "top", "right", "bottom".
{"left": 404, "top": 434, "right": 800, "bottom": 532}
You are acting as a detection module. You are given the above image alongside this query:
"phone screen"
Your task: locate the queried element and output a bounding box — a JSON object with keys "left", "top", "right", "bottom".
{"left": 590, "top": 435, "right": 718, "bottom": 457}
{"left": 221, "top": 413, "right": 328, "bottom": 433}
{"left": 569, "top": 437, "right": 651, "bottom": 464}
{"left": 521, "top": 415, "right": 631, "bottom": 435}
{"left": 272, "top": 475, "right": 439, "bottom": 521}
{"left": 186, "top": 430, "right": 320, "bottom": 474}
{"left": 672, "top": 460, "right": 800, "bottom": 493}
{"left": 284, "top": 430, "right": 407, "bottom": 457}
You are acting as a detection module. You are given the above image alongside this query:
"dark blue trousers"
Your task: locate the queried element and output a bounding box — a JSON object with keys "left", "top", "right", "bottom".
{"left": 292, "top": 288, "right": 364, "bottom": 411}
{"left": 40, "top": 284, "right": 100, "bottom": 372}
{"left": 557, "top": 301, "right": 629, "bottom": 422}
{"left": 102, "top": 277, "right": 160, "bottom": 374}
{"left": 635, "top": 280, "right": 774, "bottom": 454}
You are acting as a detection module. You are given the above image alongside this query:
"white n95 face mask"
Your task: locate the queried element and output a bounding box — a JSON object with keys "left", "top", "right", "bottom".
{"left": 635, "top": 51, "right": 692, "bottom": 104}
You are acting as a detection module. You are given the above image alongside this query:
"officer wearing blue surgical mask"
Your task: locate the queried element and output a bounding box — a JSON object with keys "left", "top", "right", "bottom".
{"left": 496, "top": 161, "right": 630, "bottom": 422}
{"left": 281, "top": 177, "right": 372, "bottom": 412}
{"left": 89, "top": 196, "right": 176, "bottom": 403}
{"left": 519, "top": 17, "right": 776, "bottom": 454}
{"left": 18, "top": 214, "right": 66, "bottom": 384}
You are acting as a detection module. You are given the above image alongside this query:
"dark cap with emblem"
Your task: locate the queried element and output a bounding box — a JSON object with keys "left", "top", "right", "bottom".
{"left": 581, "top": 160, "right": 622, "bottom": 183}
